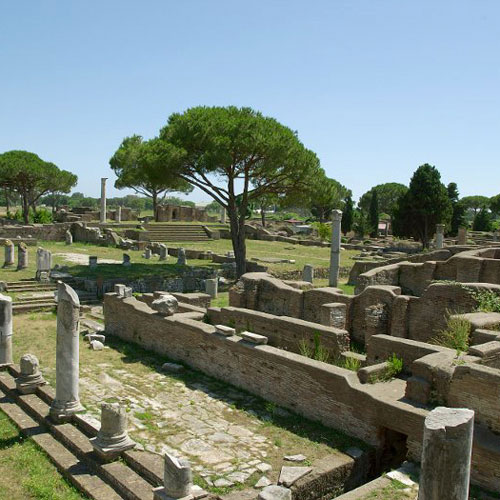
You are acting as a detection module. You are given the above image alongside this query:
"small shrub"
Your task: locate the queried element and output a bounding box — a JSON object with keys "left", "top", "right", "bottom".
{"left": 341, "top": 356, "right": 361, "bottom": 372}
{"left": 470, "top": 289, "right": 500, "bottom": 313}
{"left": 432, "top": 315, "right": 470, "bottom": 353}
{"left": 312, "top": 222, "right": 332, "bottom": 241}
{"left": 298, "top": 332, "right": 330, "bottom": 363}
{"left": 386, "top": 353, "right": 403, "bottom": 378}
{"left": 33, "top": 208, "right": 53, "bottom": 223}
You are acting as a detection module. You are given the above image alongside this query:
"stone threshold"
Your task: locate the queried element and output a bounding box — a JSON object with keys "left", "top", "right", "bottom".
{"left": 0, "top": 365, "right": 214, "bottom": 500}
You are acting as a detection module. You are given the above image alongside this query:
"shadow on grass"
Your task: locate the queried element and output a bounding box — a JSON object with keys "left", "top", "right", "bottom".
{"left": 105, "top": 335, "right": 368, "bottom": 453}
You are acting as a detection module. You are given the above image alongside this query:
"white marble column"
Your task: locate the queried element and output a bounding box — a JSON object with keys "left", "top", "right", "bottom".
{"left": 329, "top": 209, "right": 342, "bottom": 287}
{"left": 49, "top": 282, "right": 84, "bottom": 421}
{"left": 100, "top": 177, "right": 107, "bottom": 224}
{"left": 0, "top": 294, "right": 13, "bottom": 367}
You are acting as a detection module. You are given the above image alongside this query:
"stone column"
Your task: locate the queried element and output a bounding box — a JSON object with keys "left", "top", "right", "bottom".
{"left": 177, "top": 248, "right": 187, "bottom": 266}
{"left": 457, "top": 227, "right": 467, "bottom": 245}
{"left": 302, "top": 264, "right": 314, "bottom": 283}
{"left": 153, "top": 453, "right": 193, "bottom": 500}
{"left": 329, "top": 209, "right": 342, "bottom": 287}
{"left": 435, "top": 224, "right": 445, "bottom": 249}
{"left": 205, "top": 278, "right": 218, "bottom": 299}
{"left": 159, "top": 244, "right": 168, "bottom": 261}
{"left": 3, "top": 240, "right": 14, "bottom": 268}
{"left": 91, "top": 402, "right": 135, "bottom": 460}
{"left": 418, "top": 406, "right": 474, "bottom": 500}
{"left": 116, "top": 206, "right": 122, "bottom": 223}
{"left": 123, "top": 254, "right": 131, "bottom": 267}
{"left": 36, "top": 248, "right": 52, "bottom": 280}
{"left": 0, "top": 294, "right": 13, "bottom": 367}
{"left": 220, "top": 206, "right": 226, "bottom": 224}
{"left": 15, "top": 354, "right": 46, "bottom": 394}
{"left": 65, "top": 230, "right": 73, "bottom": 245}
{"left": 17, "top": 242, "right": 28, "bottom": 270}
{"left": 89, "top": 256, "right": 97, "bottom": 268}
{"left": 144, "top": 248, "right": 152, "bottom": 259}
{"left": 494, "top": 230, "right": 499, "bottom": 242}
{"left": 100, "top": 177, "right": 107, "bottom": 224}
{"left": 49, "top": 282, "right": 84, "bottom": 422}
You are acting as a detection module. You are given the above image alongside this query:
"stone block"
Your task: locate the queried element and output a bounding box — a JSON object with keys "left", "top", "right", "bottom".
{"left": 240, "top": 331, "right": 268, "bottom": 345}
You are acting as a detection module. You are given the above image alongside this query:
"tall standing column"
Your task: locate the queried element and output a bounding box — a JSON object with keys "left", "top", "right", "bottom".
{"left": 435, "top": 224, "right": 445, "bottom": 249}
{"left": 0, "top": 294, "right": 13, "bottom": 367}
{"left": 418, "top": 406, "right": 474, "bottom": 500}
{"left": 100, "top": 177, "right": 108, "bottom": 224}
{"left": 220, "top": 206, "right": 226, "bottom": 224}
{"left": 49, "top": 282, "right": 84, "bottom": 422}
{"left": 3, "top": 240, "right": 14, "bottom": 268}
{"left": 329, "top": 209, "right": 342, "bottom": 287}
{"left": 116, "top": 205, "right": 122, "bottom": 223}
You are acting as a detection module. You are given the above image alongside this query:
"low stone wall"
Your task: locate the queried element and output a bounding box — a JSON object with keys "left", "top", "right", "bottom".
{"left": 103, "top": 293, "right": 500, "bottom": 491}
{"left": 230, "top": 273, "right": 500, "bottom": 345}
{"left": 208, "top": 306, "right": 349, "bottom": 358}
{"left": 0, "top": 222, "right": 71, "bottom": 241}
{"left": 356, "top": 247, "right": 500, "bottom": 295}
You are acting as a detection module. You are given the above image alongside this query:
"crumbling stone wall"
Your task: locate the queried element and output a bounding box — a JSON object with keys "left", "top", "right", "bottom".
{"left": 356, "top": 248, "right": 500, "bottom": 295}
{"left": 0, "top": 222, "right": 71, "bottom": 241}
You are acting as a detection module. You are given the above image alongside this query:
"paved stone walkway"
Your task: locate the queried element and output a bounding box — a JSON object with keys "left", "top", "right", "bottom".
{"left": 79, "top": 363, "right": 278, "bottom": 487}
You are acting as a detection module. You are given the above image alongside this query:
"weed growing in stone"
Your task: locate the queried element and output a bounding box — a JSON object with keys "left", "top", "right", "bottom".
{"left": 298, "top": 332, "right": 330, "bottom": 363}
{"left": 470, "top": 289, "right": 500, "bottom": 313}
{"left": 432, "top": 315, "right": 470, "bottom": 353}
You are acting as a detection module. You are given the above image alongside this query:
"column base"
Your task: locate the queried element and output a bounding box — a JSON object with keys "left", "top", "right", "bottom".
{"left": 90, "top": 434, "right": 136, "bottom": 461}
{"left": 16, "top": 375, "right": 46, "bottom": 395}
{"left": 49, "top": 399, "right": 85, "bottom": 423}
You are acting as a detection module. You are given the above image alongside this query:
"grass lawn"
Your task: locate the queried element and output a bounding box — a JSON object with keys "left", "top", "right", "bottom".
{"left": 0, "top": 240, "right": 357, "bottom": 287}
{"left": 0, "top": 410, "right": 85, "bottom": 500}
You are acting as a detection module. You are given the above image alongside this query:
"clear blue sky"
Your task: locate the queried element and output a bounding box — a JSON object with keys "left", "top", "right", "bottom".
{"left": 1, "top": 1, "right": 499, "bottom": 202}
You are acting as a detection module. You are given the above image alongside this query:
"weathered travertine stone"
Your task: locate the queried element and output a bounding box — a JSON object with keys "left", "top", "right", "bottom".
{"left": 152, "top": 294, "right": 179, "bottom": 316}
{"left": 17, "top": 242, "right": 28, "bottom": 270}
{"left": 100, "top": 177, "right": 107, "bottom": 223}
{"left": 114, "top": 284, "right": 126, "bottom": 297}
{"left": 15, "top": 354, "right": 46, "bottom": 394}
{"left": 220, "top": 207, "right": 226, "bottom": 224}
{"left": 177, "top": 248, "right": 187, "bottom": 266}
{"left": 91, "top": 402, "right": 135, "bottom": 460}
{"left": 123, "top": 253, "right": 131, "bottom": 266}
{"left": 159, "top": 244, "right": 168, "bottom": 261}
{"left": 89, "top": 256, "right": 98, "bottom": 268}
{"left": 494, "top": 230, "right": 499, "bottom": 242}
{"left": 153, "top": 453, "right": 193, "bottom": 500}
{"left": 123, "top": 286, "right": 133, "bottom": 298}
{"left": 258, "top": 485, "right": 292, "bottom": 500}
{"left": 240, "top": 331, "right": 268, "bottom": 345}
{"left": 215, "top": 324, "right": 235, "bottom": 337}
{"left": 329, "top": 210, "right": 342, "bottom": 287}
{"left": 419, "top": 406, "right": 474, "bottom": 500}
{"left": 205, "top": 278, "right": 218, "bottom": 299}
{"left": 0, "top": 294, "right": 13, "bottom": 367}
{"left": 49, "top": 282, "right": 84, "bottom": 422}
{"left": 90, "top": 340, "right": 104, "bottom": 350}
{"left": 278, "top": 466, "right": 312, "bottom": 487}
{"left": 435, "top": 224, "right": 445, "bottom": 249}
{"left": 116, "top": 205, "right": 122, "bottom": 223}
{"left": 457, "top": 227, "right": 467, "bottom": 245}
{"left": 320, "top": 302, "right": 347, "bottom": 329}
{"left": 302, "top": 264, "right": 314, "bottom": 283}
{"left": 3, "top": 240, "right": 14, "bottom": 268}
{"left": 143, "top": 248, "right": 152, "bottom": 259}
{"left": 65, "top": 230, "right": 73, "bottom": 245}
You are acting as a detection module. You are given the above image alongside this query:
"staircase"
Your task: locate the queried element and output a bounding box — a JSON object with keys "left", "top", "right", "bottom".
{"left": 6, "top": 279, "right": 99, "bottom": 314}
{"left": 144, "top": 223, "right": 211, "bottom": 242}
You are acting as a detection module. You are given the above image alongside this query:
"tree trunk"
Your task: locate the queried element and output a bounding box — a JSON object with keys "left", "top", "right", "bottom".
{"left": 152, "top": 191, "right": 158, "bottom": 222}
{"left": 228, "top": 200, "right": 247, "bottom": 278}
{"left": 22, "top": 193, "right": 29, "bottom": 224}
{"left": 4, "top": 189, "right": 9, "bottom": 214}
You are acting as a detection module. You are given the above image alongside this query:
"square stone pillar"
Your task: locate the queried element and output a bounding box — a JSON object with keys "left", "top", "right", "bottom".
{"left": 100, "top": 178, "right": 107, "bottom": 224}
{"left": 435, "top": 224, "right": 445, "bottom": 249}
{"left": 329, "top": 210, "right": 342, "bottom": 287}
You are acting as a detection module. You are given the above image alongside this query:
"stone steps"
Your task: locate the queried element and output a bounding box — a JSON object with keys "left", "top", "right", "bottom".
{"left": 144, "top": 224, "right": 211, "bottom": 242}
{"left": 12, "top": 302, "right": 56, "bottom": 314}
{"left": 0, "top": 387, "right": 121, "bottom": 500}
{"left": 0, "top": 369, "right": 161, "bottom": 500}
